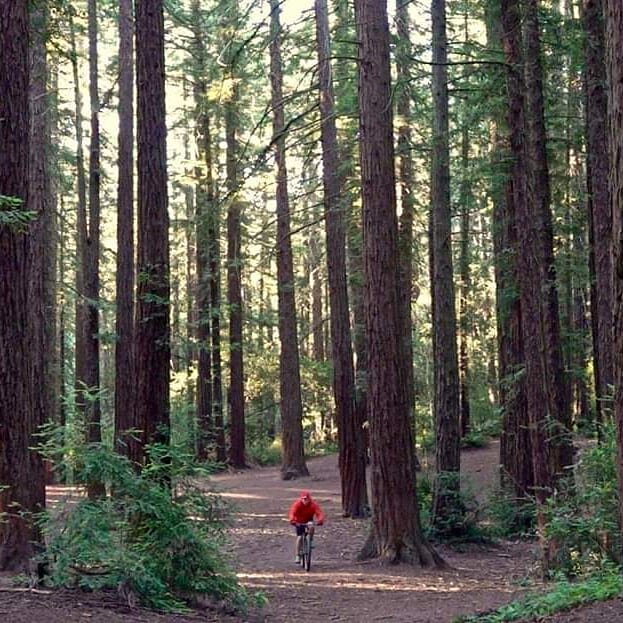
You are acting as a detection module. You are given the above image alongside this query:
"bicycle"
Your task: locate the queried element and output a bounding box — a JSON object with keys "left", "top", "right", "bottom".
{"left": 297, "top": 521, "right": 314, "bottom": 572}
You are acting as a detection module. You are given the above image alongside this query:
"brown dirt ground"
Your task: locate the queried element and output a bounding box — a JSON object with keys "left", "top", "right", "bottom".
{"left": 0, "top": 441, "right": 619, "bottom": 622}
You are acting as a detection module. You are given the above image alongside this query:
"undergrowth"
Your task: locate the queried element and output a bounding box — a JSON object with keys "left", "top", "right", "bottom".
{"left": 37, "top": 439, "right": 250, "bottom": 613}
{"left": 453, "top": 565, "right": 622, "bottom": 622}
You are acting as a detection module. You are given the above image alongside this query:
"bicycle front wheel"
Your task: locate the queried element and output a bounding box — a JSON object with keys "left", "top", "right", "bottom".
{"left": 304, "top": 534, "right": 312, "bottom": 572}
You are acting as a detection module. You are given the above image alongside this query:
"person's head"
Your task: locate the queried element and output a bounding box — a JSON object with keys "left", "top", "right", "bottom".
{"left": 300, "top": 490, "right": 311, "bottom": 506}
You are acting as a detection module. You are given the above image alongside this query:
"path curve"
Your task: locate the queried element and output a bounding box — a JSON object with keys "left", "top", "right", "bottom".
{"left": 213, "top": 442, "right": 535, "bottom": 623}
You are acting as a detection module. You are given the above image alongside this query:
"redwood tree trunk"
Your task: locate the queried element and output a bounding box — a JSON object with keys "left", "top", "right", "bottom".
{"left": 270, "top": 0, "right": 308, "bottom": 479}
{"left": 0, "top": 0, "right": 46, "bottom": 570}
{"left": 355, "top": 0, "right": 440, "bottom": 566}
{"left": 583, "top": 0, "right": 613, "bottom": 433}
{"left": 501, "top": 0, "right": 554, "bottom": 566}
{"left": 605, "top": 0, "right": 623, "bottom": 554}
{"left": 315, "top": 0, "right": 367, "bottom": 517}
{"left": 225, "top": 37, "right": 246, "bottom": 469}
{"left": 134, "top": 0, "right": 170, "bottom": 457}
{"left": 85, "top": 0, "right": 102, "bottom": 474}
{"left": 430, "top": 0, "right": 461, "bottom": 530}
{"left": 114, "top": 0, "right": 136, "bottom": 462}
{"left": 523, "top": 0, "right": 574, "bottom": 480}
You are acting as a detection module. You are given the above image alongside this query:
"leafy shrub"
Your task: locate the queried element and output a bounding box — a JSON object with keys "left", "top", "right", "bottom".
{"left": 544, "top": 432, "right": 621, "bottom": 575}
{"left": 454, "top": 564, "right": 622, "bottom": 622}
{"left": 486, "top": 489, "right": 536, "bottom": 539}
{"left": 39, "top": 443, "right": 247, "bottom": 613}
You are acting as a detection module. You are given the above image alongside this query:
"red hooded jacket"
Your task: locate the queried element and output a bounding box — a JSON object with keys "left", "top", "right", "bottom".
{"left": 288, "top": 491, "right": 325, "bottom": 525}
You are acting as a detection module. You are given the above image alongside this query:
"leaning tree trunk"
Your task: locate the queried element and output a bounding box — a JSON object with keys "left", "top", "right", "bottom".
{"left": 134, "top": 0, "right": 170, "bottom": 459}
{"left": 314, "top": 0, "right": 367, "bottom": 517}
{"left": 354, "top": 0, "right": 441, "bottom": 566}
{"left": 0, "top": 0, "right": 46, "bottom": 571}
{"left": 583, "top": 0, "right": 613, "bottom": 435}
{"left": 430, "top": 0, "right": 462, "bottom": 532}
{"left": 114, "top": 0, "right": 137, "bottom": 462}
{"left": 269, "top": 0, "right": 308, "bottom": 479}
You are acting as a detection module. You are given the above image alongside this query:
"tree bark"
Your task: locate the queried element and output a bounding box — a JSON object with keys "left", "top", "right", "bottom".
{"left": 0, "top": 0, "right": 46, "bottom": 570}
{"left": 270, "top": 0, "right": 308, "bottom": 479}
{"left": 114, "top": 0, "right": 137, "bottom": 462}
{"left": 85, "top": 0, "right": 103, "bottom": 498}
{"left": 395, "top": 0, "right": 417, "bottom": 437}
{"left": 523, "top": 0, "right": 574, "bottom": 480}
{"left": 604, "top": 0, "right": 623, "bottom": 559}
{"left": 583, "top": 0, "right": 613, "bottom": 433}
{"left": 315, "top": 0, "right": 368, "bottom": 517}
{"left": 354, "top": 0, "right": 440, "bottom": 565}
{"left": 135, "top": 0, "right": 170, "bottom": 458}
{"left": 430, "top": 0, "right": 462, "bottom": 530}
{"left": 225, "top": 23, "right": 246, "bottom": 469}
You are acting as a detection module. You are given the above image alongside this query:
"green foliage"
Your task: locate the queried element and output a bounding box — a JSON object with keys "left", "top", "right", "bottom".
{"left": 420, "top": 471, "right": 486, "bottom": 544}
{"left": 485, "top": 489, "right": 536, "bottom": 540}
{"left": 39, "top": 442, "right": 248, "bottom": 613}
{"left": 544, "top": 433, "right": 621, "bottom": 575}
{"left": 0, "top": 195, "right": 37, "bottom": 230}
{"left": 247, "top": 437, "right": 282, "bottom": 467}
{"left": 454, "top": 565, "right": 623, "bottom": 623}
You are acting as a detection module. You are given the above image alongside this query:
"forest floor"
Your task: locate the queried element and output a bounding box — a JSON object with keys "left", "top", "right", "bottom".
{"left": 1, "top": 440, "right": 622, "bottom": 622}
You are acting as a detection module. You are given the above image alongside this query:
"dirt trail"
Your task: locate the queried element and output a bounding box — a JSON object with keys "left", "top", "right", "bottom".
{"left": 212, "top": 441, "right": 536, "bottom": 623}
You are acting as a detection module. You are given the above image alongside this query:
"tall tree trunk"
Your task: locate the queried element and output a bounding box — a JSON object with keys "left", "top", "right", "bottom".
{"left": 0, "top": 0, "right": 46, "bottom": 570}
{"left": 114, "top": 0, "right": 136, "bottom": 461}
{"left": 194, "top": 75, "right": 214, "bottom": 462}
{"left": 396, "top": 0, "right": 417, "bottom": 437}
{"left": 354, "top": 0, "right": 440, "bottom": 566}
{"left": 332, "top": 0, "right": 367, "bottom": 452}
{"left": 459, "top": 123, "right": 471, "bottom": 439}
{"left": 523, "top": 0, "right": 574, "bottom": 480}
{"left": 31, "top": 3, "right": 57, "bottom": 484}
{"left": 605, "top": 0, "right": 623, "bottom": 556}
{"left": 70, "top": 15, "right": 89, "bottom": 432}
{"left": 501, "top": 0, "right": 555, "bottom": 568}
{"left": 269, "top": 0, "right": 308, "bottom": 479}
{"left": 485, "top": 0, "right": 533, "bottom": 500}
{"left": 583, "top": 0, "right": 612, "bottom": 434}
{"left": 85, "top": 0, "right": 102, "bottom": 489}
{"left": 430, "top": 0, "right": 462, "bottom": 530}
{"left": 226, "top": 70, "right": 246, "bottom": 469}
{"left": 134, "top": 0, "right": 170, "bottom": 458}
{"left": 314, "top": 0, "right": 367, "bottom": 517}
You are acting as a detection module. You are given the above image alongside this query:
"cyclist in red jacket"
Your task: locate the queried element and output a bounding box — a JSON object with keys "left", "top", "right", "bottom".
{"left": 288, "top": 490, "right": 325, "bottom": 563}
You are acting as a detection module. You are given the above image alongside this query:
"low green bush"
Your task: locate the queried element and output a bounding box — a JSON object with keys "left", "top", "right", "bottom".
{"left": 454, "top": 565, "right": 622, "bottom": 622}
{"left": 39, "top": 442, "right": 248, "bottom": 613}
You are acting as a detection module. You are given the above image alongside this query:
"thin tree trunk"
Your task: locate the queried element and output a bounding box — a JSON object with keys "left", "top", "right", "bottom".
{"left": 226, "top": 67, "right": 246, "bottom": 468}
{"left": 501, "top": 0, "right": 555, "bottom": 568}
{"left": 430, "top": 0, "right": 462, "bottom": 530}
{"left": 315, "top": 0, "right": 367, "bottom": 517}
{"left": 270, "top": 0, "right": 308, "bottom": 479}
{"left": 85, "top": 0, "right": 103, "bottom": 494}
{"left": 583, "top": 0, "right": 613, "bottom": 435}
{"left": 114, "top": 0, "right": 136, "bottom": 461}
{"left": 396, "top": 0, "right": 417, "bottom": 437}
{"left": 523, "top": 0, "right": 574, "bottom": 480}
